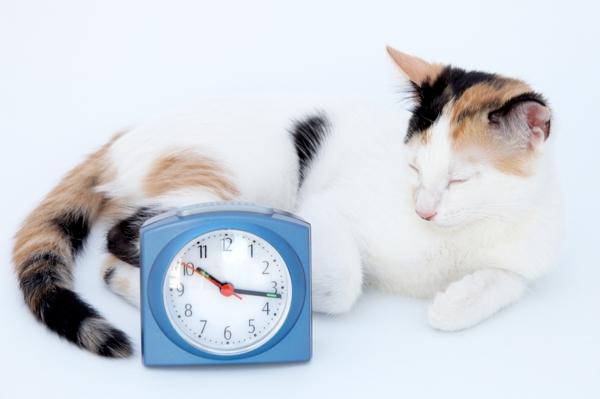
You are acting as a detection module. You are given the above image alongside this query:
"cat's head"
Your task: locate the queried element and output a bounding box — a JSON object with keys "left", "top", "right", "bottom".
{"left": 387, "top": 47, "right": 552, "bottom": 230}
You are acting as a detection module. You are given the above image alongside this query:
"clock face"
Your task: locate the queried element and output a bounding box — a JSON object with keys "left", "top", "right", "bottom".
{"left": 162, "top": 229, "right": 293, "bottom": 355}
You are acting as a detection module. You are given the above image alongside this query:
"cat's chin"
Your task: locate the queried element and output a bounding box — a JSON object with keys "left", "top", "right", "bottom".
{"left": 428, "top": 218, "right": 469, "bottom": 232}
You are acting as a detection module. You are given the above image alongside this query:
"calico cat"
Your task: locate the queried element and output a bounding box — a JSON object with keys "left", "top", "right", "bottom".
{"left": 12, "top": 47, "right": 564, "bottom": 358}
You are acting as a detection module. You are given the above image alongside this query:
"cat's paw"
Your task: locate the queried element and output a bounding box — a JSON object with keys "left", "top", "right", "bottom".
{"left": 102, "top": 255, "right": 141, "bottom": 308}
{"left": 428, "top": 269, "right": 527, "bottom": 331}
{"left": 428, "top": 273, "right": 487, "bottom": 331}
{"left": 312, "top": 266, "right": 362, "bottom": 315}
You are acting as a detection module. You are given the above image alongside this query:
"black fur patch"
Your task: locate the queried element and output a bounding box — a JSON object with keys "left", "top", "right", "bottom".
{"left": 21, "top": 251, "right": 65, "bottom": 274}
{"left": 97, "top": 328, "right": 132, "bottom": 358}
{"left": 291, "top": 113, "right": 331, "bottom": 185}
{"left": 446, "top": 68, "right": 502, "bottom": 98}
{"left": 19, "top": 257, "right": 70, "bottom": 304}
{"left": 406, "top": 67, "right": 502, "bottom": 143}
{"left": 20, "top": 264, "right": 96, "bottom": 344}
{"left": 39, "top": 287, "right": 99, "bottom": 343}
{"left": 107, "top": 207, "right": 162, "bottom": 266}
{"left": 54, "top": 211, "right": 91, "bottom": 256}
{"left": 18, "top": 242, "right": 132, "bottom": 357}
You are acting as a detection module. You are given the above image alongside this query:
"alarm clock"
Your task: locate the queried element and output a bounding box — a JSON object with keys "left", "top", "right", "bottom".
{"left": 139, "top": 202, "right": 311, "bottom": 366}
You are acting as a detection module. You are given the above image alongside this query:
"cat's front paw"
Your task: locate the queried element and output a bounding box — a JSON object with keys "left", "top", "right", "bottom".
{"left": 428, "top": 269, "right": 527, "bottom": 331}
{"left": 102, "top": 254, "right": 141, "bottom": 308}
{"left": 428, "top": 273, "right": 487, "bottom": 331}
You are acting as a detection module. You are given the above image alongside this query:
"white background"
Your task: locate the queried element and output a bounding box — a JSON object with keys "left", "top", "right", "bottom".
{"left": 1, "top": 1, "right": 599, "bottom": 398}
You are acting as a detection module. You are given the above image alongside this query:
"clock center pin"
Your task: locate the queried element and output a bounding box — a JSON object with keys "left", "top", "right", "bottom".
{"left": 220, "top": 283, "right": 235, "bottom": 297}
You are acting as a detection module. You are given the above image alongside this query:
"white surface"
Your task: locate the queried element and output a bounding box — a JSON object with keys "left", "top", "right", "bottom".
{"left": 1, "top": 1, "right": 599, "bottom": 398}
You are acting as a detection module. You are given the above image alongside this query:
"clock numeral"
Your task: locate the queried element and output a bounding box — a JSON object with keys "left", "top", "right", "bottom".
{"left": 221, "top": 238, "right": 232, "bottom": 252}
{"left": 199, "top": 245, "right": 207, "bottom": 258}
{"left": 199, "top": 320, "right": 207, "bottom": 334}
{"left": 177, "top": 283, "right": 184, "bottom": 296}
{"left": 271, "top": 281, "right": 277, "bottom": 294}
{"left": 224, "top": 326, "right": 232, "bottom": 340}
{"left": 248, "top": 244, "right": 254, "bottom": 258}
{"left": 184, "top": 304, "right": 192, "bottom": 317}
{"left": 262, "top": 261, "right": 269, "bottom": 274}
{"left": 262, "top": 302, "right": 270, "bottom": 315}
{"left": 248, "top": 319, "right": 255, "bottom": 333}
{"left": 182, "top": 262, "right": 194, "bottom": 276}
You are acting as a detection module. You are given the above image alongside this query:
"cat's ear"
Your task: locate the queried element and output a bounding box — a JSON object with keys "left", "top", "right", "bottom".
{"left": 488, "top": 94, "right": 551, "bottom": 149}
{"left": 386, "top": 46, "right": 444, "bottom": 87}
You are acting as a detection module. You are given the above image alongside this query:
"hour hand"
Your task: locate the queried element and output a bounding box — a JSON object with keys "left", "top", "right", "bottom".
{"left": 181, "top": 262, "right": 223, "bottom": 287}
{"left": 181, "top": 261, "right": 242, "bottom": 300}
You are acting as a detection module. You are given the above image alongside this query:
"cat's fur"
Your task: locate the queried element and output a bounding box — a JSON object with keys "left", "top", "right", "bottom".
{"left": 12, "top": 48, "right": 564, "bottom": 358}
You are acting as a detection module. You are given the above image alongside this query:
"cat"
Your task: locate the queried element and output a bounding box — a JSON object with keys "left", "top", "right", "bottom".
{"left": 12, "top": 47, "right": 565, "bottom": 358}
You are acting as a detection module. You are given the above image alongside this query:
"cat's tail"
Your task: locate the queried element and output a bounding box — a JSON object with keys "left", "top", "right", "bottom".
{"left": 12, "top": 136, "right": 132, "bottom": 358}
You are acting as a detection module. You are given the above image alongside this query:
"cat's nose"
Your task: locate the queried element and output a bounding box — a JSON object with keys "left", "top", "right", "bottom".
{"left": 416, "top": 209, "right": 436, "bottom": 221}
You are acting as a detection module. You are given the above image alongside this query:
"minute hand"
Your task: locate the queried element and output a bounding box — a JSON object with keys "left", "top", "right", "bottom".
{"left": 234, "top": 288, "right": 282, "bottom": 299}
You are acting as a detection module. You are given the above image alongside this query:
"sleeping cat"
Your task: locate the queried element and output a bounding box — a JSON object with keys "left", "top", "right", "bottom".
{"left": 12, "top": 47, "right": 565, "bottom": 358}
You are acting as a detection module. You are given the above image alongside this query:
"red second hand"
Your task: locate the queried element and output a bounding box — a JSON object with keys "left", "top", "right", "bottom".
{"left": 181, "top": 262, "right": 242, "bottom": 300}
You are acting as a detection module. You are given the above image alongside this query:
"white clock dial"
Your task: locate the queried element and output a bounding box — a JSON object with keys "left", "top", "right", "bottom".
{"left": 162, "top": 229, "right": 292, "bottom": 355}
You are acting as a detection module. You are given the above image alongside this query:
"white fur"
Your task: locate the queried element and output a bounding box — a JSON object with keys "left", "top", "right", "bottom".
{"left": 101, "top": 257, "right": 141, "bottom": 307}
{"left": 100, "top": 95, "right": 565, "bottom": 330}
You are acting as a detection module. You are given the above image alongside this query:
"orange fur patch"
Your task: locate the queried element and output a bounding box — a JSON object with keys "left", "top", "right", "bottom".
{"left": 448, "top": 79, "right": 539, "bottom": 177}
{"left": 450, "top": 80, "right": 532, "bottom": 126}
{"left": 142, "top": 151, "right": 239, "bottom": 200}
{"left": 420, "top": 130, "right": 431, "bottom": 145}
{"left": 386, "top": 47, "right": 445, "bottom": 86}
{"left": 101, "top": 254, "right": 119, "bottom": 275}
{"left": 13, "top": 131, "right": 123, "bottom": 278}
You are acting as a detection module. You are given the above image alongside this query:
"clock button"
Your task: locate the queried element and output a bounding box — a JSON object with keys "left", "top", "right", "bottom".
{"left": 176, "top": 202, "right": 274, "bottom": 217}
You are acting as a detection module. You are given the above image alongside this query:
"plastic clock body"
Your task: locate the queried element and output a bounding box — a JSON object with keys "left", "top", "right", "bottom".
{"left": 140, "top": 202, "right": 311, "bottom": 366}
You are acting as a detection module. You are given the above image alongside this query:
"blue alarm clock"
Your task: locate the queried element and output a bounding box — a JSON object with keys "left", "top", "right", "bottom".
{"left": 139, "top": 202, "right": 311, "bottom": 366}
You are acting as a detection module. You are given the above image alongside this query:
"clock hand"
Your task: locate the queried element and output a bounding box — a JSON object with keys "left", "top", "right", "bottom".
{"left": 181, "top": 261, "right": 242, "bottom": 300}
{"left": 233, "top": 288, "right": 282, "bottom": 299}
{"left": 180, "top": 262, "right": 280, "bottom": 299}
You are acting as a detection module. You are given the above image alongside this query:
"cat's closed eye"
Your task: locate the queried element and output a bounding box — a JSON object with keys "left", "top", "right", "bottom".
{"left": 447, "top": 179, "right": 468, "bottom": 188}
{"left": 447, "top": 171, "right": 478, "bottom": 188}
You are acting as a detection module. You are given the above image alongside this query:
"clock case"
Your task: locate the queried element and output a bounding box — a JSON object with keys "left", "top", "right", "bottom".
{"left": 139, "top": 202, "right": 311, "bottom": 366}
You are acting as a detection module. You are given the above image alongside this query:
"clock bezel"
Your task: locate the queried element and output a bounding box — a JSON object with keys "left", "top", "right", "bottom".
{"left": 147, "top": 220, "right": 307, "bottom": 361}
{"left": 161, "top": 228, "right": 293, "bottom": 355}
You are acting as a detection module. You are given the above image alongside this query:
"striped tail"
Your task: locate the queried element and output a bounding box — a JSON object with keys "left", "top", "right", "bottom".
{"left": 12, "top": 141, "right": 132, "bottom": 358}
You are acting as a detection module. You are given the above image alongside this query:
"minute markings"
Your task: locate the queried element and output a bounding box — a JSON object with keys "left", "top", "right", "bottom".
{"left": 166, "top": 230, "right": 292, "bottom": 354}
